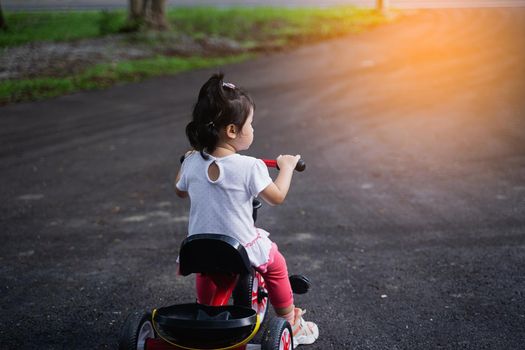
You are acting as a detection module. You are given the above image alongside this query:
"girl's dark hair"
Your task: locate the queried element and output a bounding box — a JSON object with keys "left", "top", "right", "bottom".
{"left": 185, "top": 73, "right": 255, "bottom": 156}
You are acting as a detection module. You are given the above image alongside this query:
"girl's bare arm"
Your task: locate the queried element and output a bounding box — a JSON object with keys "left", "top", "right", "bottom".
{"left": 259, "top": 155, "right": 300, "bottom": 206}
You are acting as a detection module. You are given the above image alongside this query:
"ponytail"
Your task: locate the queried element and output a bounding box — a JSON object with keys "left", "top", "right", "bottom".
{"left": 185, "top": 73, "right": 254, "bottom": 156}
{"left": 185, "top": 120, "right": 220, "bottom": 156}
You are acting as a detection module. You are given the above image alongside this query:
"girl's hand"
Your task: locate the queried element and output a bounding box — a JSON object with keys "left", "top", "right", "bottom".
{"left": 276, "top": 154, "right": 301, "bottom": 172}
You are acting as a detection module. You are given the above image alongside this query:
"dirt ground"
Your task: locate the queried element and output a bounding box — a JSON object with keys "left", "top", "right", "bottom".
{"left": 1, "top": 8, "right": 524, "bottom": 350}
{"left": 0, "top": 33, "right": 243, "bottom": 80}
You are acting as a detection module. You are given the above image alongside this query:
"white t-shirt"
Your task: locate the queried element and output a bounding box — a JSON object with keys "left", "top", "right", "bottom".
{"left": 176, "top": 151, "right": 274, "bottom": 267}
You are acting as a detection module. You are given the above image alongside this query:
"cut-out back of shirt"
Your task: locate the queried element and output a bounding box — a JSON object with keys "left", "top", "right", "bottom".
{"left": 208, "top": 161, "right": 220, "bottom": 181}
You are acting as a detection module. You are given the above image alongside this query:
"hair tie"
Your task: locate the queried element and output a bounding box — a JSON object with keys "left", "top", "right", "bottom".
{"left": 222, "top": 82, "right": 236, "bottom": 89}
{"left": 207, "top": 121, "right": 215, "bottom": 128}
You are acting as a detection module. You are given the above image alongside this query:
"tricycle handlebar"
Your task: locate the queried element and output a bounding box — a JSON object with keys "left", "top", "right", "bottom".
{"left": 262, "top": 158, "right": 306, "bottom": 172}
{"left": 180, "top": 153, "right": 306, "bottom": 172}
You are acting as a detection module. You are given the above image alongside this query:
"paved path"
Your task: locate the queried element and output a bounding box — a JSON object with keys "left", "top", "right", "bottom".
{"left": 1, "top": 8, "right": 525, "bottom": 350}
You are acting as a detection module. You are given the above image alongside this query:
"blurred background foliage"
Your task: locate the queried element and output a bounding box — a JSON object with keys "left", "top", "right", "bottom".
{"left": 0, "top": 6, "right": 389, "bottom": 104}
{"left": 1, "top": 7, "right": 386, "bottom": 48}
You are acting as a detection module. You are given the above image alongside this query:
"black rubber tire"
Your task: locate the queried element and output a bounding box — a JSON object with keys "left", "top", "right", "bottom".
{"left": 233, "top": 272, "right": 268, "bottom": 320}
{"left": 118, "top": 311, "right": 155, "bottom": 350}
{"left": 261, "top": 317, "right": 293, "bottom": 350}
{"left": 233, "top": 272, "right": 254, "bottom": 307}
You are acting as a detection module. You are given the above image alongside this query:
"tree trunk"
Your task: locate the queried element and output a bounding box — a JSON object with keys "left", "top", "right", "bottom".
{"left": 128, "top": 0, "right": 169, "bottom": 31}
{"left": 128, "top": 0, "right": 144, "bottom": 22}
{"left": 0, "top": 0, "right": 7, "bottom": 30}
{"left": 147, "top": 0, "right": 169, "bottom": 31}
{"left": 376, "top": 0, "right": 390, "bottom": 13}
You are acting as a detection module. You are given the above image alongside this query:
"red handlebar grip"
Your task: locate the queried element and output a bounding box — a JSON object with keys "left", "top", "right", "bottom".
{"left": 262, "top": 159, "right": 278, "bottom": 168}
{"left": 262, "top": 159, "right": 305, "bottom": 172}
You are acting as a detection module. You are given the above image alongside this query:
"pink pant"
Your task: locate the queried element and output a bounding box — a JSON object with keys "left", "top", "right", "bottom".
{"left": 196, "top": 243, "right": 294, "bottom": 309}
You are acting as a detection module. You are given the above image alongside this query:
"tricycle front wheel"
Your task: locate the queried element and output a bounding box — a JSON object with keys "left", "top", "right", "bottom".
{"left": 261, "top": 317, "right": 293, "bottom": 350}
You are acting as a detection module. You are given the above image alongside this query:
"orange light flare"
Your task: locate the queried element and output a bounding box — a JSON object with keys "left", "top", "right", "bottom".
{"left": 307, "top": 8, "right": 525, "bottom": 168}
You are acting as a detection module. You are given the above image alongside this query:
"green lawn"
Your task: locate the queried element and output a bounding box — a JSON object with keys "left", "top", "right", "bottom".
{"left": 167, "top": 7, "right": 386, "bottom": 43}
{"left": 0, "top": 55, "right": 252, "bottom": 104}
{"left": 0, "top": 11, "right": 127, "bottom": 47}
{"left": 0, "top": 7, "right": 389, "bottom": 104}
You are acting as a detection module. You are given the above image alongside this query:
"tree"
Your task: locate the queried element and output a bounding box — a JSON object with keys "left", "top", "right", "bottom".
{"left": 128, "top": 0, "right": 169, "bottom": 31}
{"left": 376, "top": 0, "right": 390, "bottom": 14}
{"left": 0, "top": 0, "right": 7, "bottom": 30}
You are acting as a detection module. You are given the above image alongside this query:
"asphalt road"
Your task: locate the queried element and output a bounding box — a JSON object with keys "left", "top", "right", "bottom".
{"left": 1, "top": 8, "right": 525, "bottom": 350}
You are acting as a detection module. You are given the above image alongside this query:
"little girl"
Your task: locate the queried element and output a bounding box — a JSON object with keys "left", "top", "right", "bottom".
{"left": 174, "top": 73, "right": 318, "bottom": 347}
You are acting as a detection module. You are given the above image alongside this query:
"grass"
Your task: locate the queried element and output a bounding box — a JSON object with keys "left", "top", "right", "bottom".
{"left": 1, "top": 7, "right": 386, "bottom": 48}
{"left": 0, "top": 7, "right": 389, "bottom": 104}
{"left": 0, "top": 11, "right": 127, "bottom": 47}
{"left": 0, "top": 55, "right": 252, "bottom": 104}
{"left": 168, "top": 7, "right": 386, "bottom": 43}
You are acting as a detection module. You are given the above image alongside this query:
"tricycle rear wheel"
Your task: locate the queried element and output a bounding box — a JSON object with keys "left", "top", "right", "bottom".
{"left": 118, "top": 311, "right": 156, "bottom": 350}
{"left": 233, "top": 271, "right": 268, "bottom": 322}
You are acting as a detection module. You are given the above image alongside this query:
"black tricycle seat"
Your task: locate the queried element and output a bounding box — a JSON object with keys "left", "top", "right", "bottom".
{"left": 178, "top": 233, "right": 252, "bottom": 276}
{"left": 179, "top": 233, "right": 311, "bottom": 294}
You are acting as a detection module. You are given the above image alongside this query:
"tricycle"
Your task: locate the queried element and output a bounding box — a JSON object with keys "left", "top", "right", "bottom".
{"left": 118, "top": 158, "right": 309, "bottom": 350}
